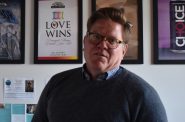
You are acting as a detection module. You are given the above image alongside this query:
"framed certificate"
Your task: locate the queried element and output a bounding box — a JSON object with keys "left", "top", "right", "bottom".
{"left": 92, "top": 0, "right": 143, "bottom": 64}
{"left": 34, "top": 0, "right": 82, "bottom": 64}
{"left": 0, "top": 0, "right": 25, "bottom": 64}
{"left": 153, "top": 0, "right": 185, "bottom": 64}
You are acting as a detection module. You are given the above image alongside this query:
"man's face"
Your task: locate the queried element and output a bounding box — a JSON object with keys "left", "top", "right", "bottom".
{"left": 84, "top": 19, "right": 128, "bottom": 74}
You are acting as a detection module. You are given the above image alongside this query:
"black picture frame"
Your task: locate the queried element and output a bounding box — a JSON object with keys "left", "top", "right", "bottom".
{"left": 34, "top": 0, "right": 82, "bottom": 64}
{"left": 153, "top": 0, "right": 185, "bottom": 64}
{"left": 92, "top": 0, "right": 143, "bottom": 64}
{"left": 0, "top": 0, "right": 25, "bottom": 64}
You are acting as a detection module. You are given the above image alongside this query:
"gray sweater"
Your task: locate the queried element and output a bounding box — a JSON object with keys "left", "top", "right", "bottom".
{"left": 32, "top": 67, "right": 168, "bottom": 122}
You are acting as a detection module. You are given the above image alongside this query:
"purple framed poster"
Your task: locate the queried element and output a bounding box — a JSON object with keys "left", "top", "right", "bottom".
{"left": 153, "top": 0, "right": 185, "bottom": 64}
{"left": 34, "top": 0, "right": 82, "bottom": 64}
{"left": 0, "top": 0, "right": 25, "bottom": 64}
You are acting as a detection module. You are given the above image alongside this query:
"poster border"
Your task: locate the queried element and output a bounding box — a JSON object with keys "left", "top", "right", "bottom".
{"left": 34, "top": 0, "right": 83, "bottom": 64}
{"left": 92, "top": 0, "right": 143, "bottom": 64}
{"left": 0, "top": 0, "right": 25, "bottom": 64}
{"left": 153, "top": 0, "right": 185, "bottom": 64}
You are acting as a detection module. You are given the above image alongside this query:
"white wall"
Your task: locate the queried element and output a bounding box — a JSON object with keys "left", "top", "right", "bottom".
{"left": 0, "top": 0, "right": 185, "bottom": 122}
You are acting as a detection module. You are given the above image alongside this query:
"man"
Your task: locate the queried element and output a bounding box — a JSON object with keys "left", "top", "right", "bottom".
{"left": 32, "top": 7, "right": 168, "bottom": 122}
{"left": 0, "top": 24, "right": 20, "bottom": 60}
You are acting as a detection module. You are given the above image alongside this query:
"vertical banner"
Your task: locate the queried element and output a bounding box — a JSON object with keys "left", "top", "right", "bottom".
{"left": 170, "top": 1, "right": 185, "bottom": 52}
{"left": 153, "top": 0, "right": 185, "bottom": 64}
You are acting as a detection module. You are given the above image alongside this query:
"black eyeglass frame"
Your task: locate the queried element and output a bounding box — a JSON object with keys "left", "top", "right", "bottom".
{"left": 87, "top": 31, "right": 126, "bottom": 49}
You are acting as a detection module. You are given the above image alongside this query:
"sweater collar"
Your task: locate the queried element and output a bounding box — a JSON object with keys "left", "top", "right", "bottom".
{"left": 82, "top": 64, "right": 119, "bottom": 81}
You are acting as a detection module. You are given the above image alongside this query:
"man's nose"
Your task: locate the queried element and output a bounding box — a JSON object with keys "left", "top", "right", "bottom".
{"left": 97, "top": 37, "right": 108, "bottom": 49}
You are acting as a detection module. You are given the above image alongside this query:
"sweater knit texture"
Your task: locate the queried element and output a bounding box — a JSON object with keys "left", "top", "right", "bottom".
{"left": 32, "top": 67, "right": 168, "bottom": 122}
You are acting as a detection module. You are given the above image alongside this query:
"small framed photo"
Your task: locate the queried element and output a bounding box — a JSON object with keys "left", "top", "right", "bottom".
{"left": 26, "top": 104, "right": 37, "bottom": 114}
{"left": 25, "top": 80, "right": 34, "bottom": 92}
{"left": 0, "top": 0, "right": 25, "bottom": 64}
{"left": 34, "top": 0, "right": 83, "bottom": 64}
{"left": 92, "top": 0, "right": 143, "bottom": 64}
{"left": 153, "top": 0, "right": 185, "bottom": 64}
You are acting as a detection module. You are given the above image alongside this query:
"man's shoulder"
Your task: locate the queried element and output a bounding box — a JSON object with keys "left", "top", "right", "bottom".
{"left": 120, "top": 67, "right": 149, "bottom": 85}
{"left": 52, "top": 67, "right": 82, "bottom": 80}
{"left": 118, "top": 67, "right": 157, "bottom": 97}
{"left": 45, "top": 67, "right": 82, "bottom": 92}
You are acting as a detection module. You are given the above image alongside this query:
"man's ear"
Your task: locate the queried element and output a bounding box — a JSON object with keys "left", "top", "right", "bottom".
{"left": 83, "top": 35, "right": 87, "bottom": 44}
{"left": 83, "top": 35, "right": 87, "bottom": 51}
{"left": 122, "top": 44, "right": 128, "bottom": 58}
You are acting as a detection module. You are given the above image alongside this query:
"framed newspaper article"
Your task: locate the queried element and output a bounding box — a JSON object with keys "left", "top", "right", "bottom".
{"left": 153, "top": 0, "right": 185, "bottom": 64}
{"left": 92, "top": 0, "right": 143, "bottom": 64}
{"left": 34, "top": 0, "right": 82, "bottom": 64}
{"left": 0, "top": 0, "right": 25, "bottom": 64}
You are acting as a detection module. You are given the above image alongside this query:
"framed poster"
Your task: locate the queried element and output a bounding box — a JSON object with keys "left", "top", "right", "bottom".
{"left": 0, "top": 0, "right": 25, "bottom": 64}
{"left": 153, "top": 0, "right": 185, "bottom": 64}
{"left": 92, "top": 0, "right": 143, "bottom": 64}
{"left": 34, "top": 0, "right": 82, "bottom": 64}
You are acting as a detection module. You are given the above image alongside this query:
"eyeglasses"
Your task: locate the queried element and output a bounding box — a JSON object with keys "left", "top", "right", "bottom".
{"left": 87, "top": 32, "right": 125, "bottom": 49}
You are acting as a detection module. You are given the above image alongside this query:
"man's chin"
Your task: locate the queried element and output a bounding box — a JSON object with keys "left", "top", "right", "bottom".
{"left": 92, "top": 62, "right": 107, "bottom": 70}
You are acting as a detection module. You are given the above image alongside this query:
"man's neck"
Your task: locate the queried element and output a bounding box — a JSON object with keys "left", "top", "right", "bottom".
{"left": 83, "top": 64, "right": 120, "bottom": 80}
